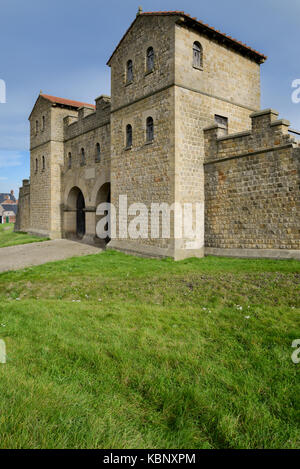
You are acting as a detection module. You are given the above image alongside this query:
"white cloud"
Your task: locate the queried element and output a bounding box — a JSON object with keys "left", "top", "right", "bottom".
{"left": 0, "top": 177, "right": 8, "bottom": 180}
{"left": 0, "top": 151, "right": 23, "bottom": 168}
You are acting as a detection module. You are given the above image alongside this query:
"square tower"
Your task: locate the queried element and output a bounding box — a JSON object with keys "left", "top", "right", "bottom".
{"left": 28, "top": 94, "right": 91, "bottom": 238}
{"left": 107, "top": 11, "right": 265, "bottom": 259}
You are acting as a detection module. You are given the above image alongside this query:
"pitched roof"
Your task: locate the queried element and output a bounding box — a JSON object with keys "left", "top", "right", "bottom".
{"left": 107, "top": 10, "right": 267, "bottom": 65}
{"left": 41, "top": 94, "right": 95, "bottom": 109}
{"left": 1, "top": 198, "right": 15, "bottom": 205}
{"left": 1, "top": 204, "right": 18, "bottom": 215}
{"left": 0, "top": 193, "right": 16, "bottom": 204}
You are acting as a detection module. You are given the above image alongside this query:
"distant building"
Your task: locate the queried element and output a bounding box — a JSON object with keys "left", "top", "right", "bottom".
{"left": 0, "top": 190, "right": 18, "bottom": 223}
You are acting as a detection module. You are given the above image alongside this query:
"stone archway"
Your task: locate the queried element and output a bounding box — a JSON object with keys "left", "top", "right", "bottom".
{"left": 76, "top": 190, "right": 86, "bottom": 238}
{"left": 64, "top": 186, "right": 86, "bottom": 240}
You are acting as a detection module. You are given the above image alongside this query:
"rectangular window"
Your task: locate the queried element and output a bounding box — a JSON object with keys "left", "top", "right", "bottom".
{"left": 215, "top": 115, "right": 228, "bottom": 132}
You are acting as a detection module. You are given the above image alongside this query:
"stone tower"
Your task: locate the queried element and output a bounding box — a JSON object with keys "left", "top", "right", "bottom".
{"left": 28, "top": 94, "right": 88, "bottom": 238}
{"left": 107, "top": 11, "right": 265, "bottom": 259}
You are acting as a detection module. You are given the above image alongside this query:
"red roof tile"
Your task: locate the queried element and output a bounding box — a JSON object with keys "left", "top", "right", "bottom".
{"left": 107, "top": 10, "right": 267, "bottom": 65}
{"left": 41, "top": 94, "right": 95, "bottom": 109}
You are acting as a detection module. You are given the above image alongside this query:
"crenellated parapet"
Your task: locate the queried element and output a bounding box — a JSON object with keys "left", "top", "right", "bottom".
{"left": 63, "top": 95, "right": 111, "bottom": 141}
{"left": 14, "top": 179, "right": 31, "bottom": 233}
{"left": 204, "top": 109, "right": 298, "bottom": 164}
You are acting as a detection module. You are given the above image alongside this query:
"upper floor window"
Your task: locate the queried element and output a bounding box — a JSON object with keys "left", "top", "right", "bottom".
{"left": 146, "top": 117, "right": 154, "bottom": 142}
{"left": 146, "top": 47, "right": 154, "bottom": 73}
{"left": 42, "top": 155, "right": 45, "bottom": 171}
{"left": 126, "top": 60, "right": 133, "bottom": 83}
{"left": 81, "top": 148, "right": 85, "bottom": 165}
{"left": 35, "top": 120, "right": 39, "bottom": 134}
{"left": 35, "top": 158, "right": 38, "bottom": 172}
{"left": 95, "top": 143, "right": 101, "bottom": 163}
{"left": 193, "top": 41, "right": 203, "bottom": 69}
{"left": 215, "top": 114, "right": 228, "bottom": 133}
{"left": 68, "top": 152, "right": 72, "bottom": 169}
{"left": 126, "top": 124, "right": 132, "bottom": 148}
{"left": 42, "top": 116, "right": 45, "bottom": 131}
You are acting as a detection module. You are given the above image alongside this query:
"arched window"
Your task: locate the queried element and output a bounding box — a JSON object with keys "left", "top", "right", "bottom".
{"left": 95, "top": 143, "right": 101, "bottom": 163}
{"left": 42, "top": 155, "right": 45, "bottom": 171}
{"left": 35, "top": 158, "right": 38, "bottom": 172}
{"left": 81, "top": 148, "right": 85, "bottom": 165}
{"left": 35, "top": 120, "right": 39, "bottom": 134}
{"left": 146, "top": 116, "right": 154, "bottom": 142}
{"left": 146, "top": 47, "right": 154, "bottom": 72}
{"left": 193, "top": 41, "right": 203, "bottom": 69}
{"left": 68, "top": 152, "right": 72, "bottom": 169}
{"left": 126, "top": 124, "right": 132, "bottom": 148}
{"left": 42, "top": 116, "right": 45, "bottom": 131}
{"left": 127, "top": 60, "right": 133, "bottom": 83}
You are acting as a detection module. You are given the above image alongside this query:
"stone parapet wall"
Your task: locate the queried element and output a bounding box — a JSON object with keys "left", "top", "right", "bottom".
{"left": 14, "top": 180, "right": 30, "bottom": 232}
{"left": 64, "top": 96, "right": 111, "bottom": 141}
{"left": 204, "top": 109, "right": 297, "bottom": 163}
{"left": 204, "top": 109, "right": 300, "bottom": 251}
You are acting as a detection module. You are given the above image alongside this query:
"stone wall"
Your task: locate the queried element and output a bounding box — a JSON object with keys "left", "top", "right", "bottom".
{"left": 62, "top": 95, "right": 111, "bottom": 243}
{"left": 108, "top": 15, "right": 176, "bottom": 112}
{"left": 29, "top": 97, "right": 77, "bottom": 238}
{"left": 64, "top": 96, "right": 110, "bottom": 140}
{"left": 174, "top": 86, "right": 256, "bottom": 257}
{"left": 173, "top": 14, "right": 261, "bottom": 254}
{"left": 109, "top": 86, "right": 175, "bottom": 256}
{"left": 174, "top": 22, "right": 261, "bottom": 111}
{"left": 14, "top": 179, "right": 30, "bottom": 232}
{"left": 107, "top": 12, "right": 263, "bottom": 259}
{"left": 204, "top": 109, "right": 300, "bottom": 255}
{"left": 108, "top": 14, "right": 176, "bottom": 257}
{"left": 30, "top": 141, "right": 52, "bottom": 236}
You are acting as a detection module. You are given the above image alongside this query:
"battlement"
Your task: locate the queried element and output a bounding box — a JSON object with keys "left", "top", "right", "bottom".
{"left": 14, "top": 179, "right": 31, "bottom": 233}
{"left": 204, "top": 109, "right": 298, "bottom": 163}
{"left": 63, "top": 95, "right": 111, "bottom": 140}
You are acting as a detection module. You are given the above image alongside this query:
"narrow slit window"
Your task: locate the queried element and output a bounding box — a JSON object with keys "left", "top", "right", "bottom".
{"left": 146, "top": 47, "right": 154, "bottom": 72}
{"left": 81, "top": 148, "right": 85, "bottom": 165}
{"left": 95, "top": 143, "right": 101, "bottom": 162}
{"left": 68, "top": 152, "right": 72, "bottom": 169}
{"left": 126, "top": 124, "right": 132, "bottom": 148}
{"left": 127, "top": 60, "right": 133, "bottom": 83}
{"left": 146, "top": 116, "right": 154, "bottom": 142}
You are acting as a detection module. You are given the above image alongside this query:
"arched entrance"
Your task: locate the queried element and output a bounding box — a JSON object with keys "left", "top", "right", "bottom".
{"left": 76, "top": 190, "right": 85, "bottom": 238}
{"left": 95, "top": 182, "right": 111, "bottom": 244}
{"left": 65, "top": 186, "right": 86, "bottom": 240}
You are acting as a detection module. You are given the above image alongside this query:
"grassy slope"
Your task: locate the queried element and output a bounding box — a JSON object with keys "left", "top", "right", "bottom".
{"left": 0, "top": 223, "right": 47, "bottom": 248}
{"left": 0, "top": 250, "right": 299, "bottom": 449}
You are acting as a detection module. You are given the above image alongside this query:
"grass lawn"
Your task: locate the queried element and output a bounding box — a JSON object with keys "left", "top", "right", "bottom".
{"left": 0, "top": 223, "right": 48, "bottom": 248}
{"left": 0, "top": 250, "right": 299, "bottom": 449}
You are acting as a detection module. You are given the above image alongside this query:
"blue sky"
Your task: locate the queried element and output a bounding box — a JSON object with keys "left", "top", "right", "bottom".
{"left": 0, "top": 0, "right": 299, "bottom": 196}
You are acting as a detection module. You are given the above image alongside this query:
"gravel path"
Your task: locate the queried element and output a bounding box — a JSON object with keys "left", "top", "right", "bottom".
{"left": 0, "top": 239, "right": 102, "bottom": 273}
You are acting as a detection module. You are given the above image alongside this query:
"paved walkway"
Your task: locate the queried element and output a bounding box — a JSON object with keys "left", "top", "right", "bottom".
{"left": 0, "top": 239, "right": 102, "bottom": 273}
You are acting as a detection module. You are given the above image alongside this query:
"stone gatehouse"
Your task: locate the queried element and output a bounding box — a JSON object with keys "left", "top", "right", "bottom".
{"left": 15, "top": 9, "right": 300, "bottom": 260}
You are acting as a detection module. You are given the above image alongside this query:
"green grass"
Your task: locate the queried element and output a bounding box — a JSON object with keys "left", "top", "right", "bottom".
{"left": 0, "top": 250, "right": 299, "bottom": 449}
{"left": 0, "top": 223, "right": 48, "bottom": 248}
